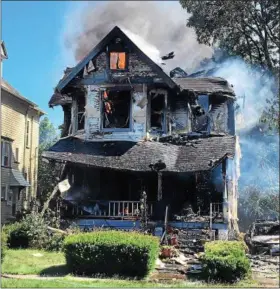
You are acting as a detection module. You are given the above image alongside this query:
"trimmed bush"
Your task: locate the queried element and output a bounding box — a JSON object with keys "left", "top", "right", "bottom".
{"left": 1, "top": 229, "right": 7, "bottom": 262}
{"left": 45, "top": 233, "right": 65, "bottom": 252}
{"left": 201, "top": 240, "right": 251, "bottom": 283}
{"left": 64, "top": 230, "right": 160, "bottom": 278}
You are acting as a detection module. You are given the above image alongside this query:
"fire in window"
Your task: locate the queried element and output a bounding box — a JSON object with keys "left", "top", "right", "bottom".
{"left": 150, "top": 94, "right": 165, "bottom": 131}
{"left": 102, "top": 90, "right": 131, "bottom": 129}
{"left": 110, "top": 52, "right": 126, "bottom": 70}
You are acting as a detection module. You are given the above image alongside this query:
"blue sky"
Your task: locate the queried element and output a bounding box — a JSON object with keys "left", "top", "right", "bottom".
{"left": 2, "top": 1, "right": 87, "bottom": 129}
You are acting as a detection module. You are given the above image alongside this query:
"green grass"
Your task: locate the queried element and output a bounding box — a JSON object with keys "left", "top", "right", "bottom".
{"left": 1, "top": 249, "right": 261, "bottom": 288}
{"left": 2, "top": 249, "right": 67, "bottom": 275}
{"left": 1, "top": 277, "right": 260, "bottom": 288}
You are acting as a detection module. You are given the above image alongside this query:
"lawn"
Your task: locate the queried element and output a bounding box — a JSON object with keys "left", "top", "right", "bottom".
{"left": 1, "top": 249, "right": 260, "bottom": 288}
{"left": 1, "top": 249, "right": 67, "bottom": 275}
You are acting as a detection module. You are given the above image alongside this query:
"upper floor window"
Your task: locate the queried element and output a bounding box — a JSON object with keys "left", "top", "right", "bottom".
{"left": 1, "top": 140, "right": 11, "bottom": 167}
{"left": 150, "top": 92, "right": 166, "bottom": 132}
{"left": 110, "top": 52, "right": 126, "bottom": 70}
{"left": 102, "top": 90, "right": 131, "bottom": 130}
{"left": 26, "top": 121, "right": 30, "bottom": 148}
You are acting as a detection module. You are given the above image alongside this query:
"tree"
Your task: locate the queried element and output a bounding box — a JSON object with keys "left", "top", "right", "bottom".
{"left": 37, "top": 117, "right": 61, "bottom": 205}
{"left": 180, "top": 0, "right": 279, "bottom": 130}
{"left": 180, "top": 0, "right": 279, "bottom": 71}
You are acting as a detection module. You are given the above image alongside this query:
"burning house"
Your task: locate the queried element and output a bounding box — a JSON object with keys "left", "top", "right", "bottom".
{"left": 43, "top": 26, "right": 239, "bottom": 239}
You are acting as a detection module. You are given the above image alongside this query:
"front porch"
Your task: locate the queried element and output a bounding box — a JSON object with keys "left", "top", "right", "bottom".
{"left": 58, "top": 162, "right": 229, "bottom": 230}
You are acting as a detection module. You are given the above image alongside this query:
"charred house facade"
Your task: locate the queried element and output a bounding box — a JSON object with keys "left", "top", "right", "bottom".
{"left": 44, "top": 27, "right": 239, "bottom": 239}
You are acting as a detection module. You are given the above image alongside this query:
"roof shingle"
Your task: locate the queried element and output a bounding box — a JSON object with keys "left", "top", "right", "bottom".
{"left": 42, "top": 136, "right": 236, "bottom": 173}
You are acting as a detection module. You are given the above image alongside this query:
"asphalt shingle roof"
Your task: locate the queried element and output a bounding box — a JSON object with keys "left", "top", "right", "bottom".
{"left": 42, "top": 136, "right": 236, "bottom": 173}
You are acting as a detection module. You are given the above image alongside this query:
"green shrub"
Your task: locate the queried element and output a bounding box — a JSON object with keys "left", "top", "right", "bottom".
{"left": 3, "top": 214, "right": 49, "bottom": 249}
{"left": 3, "top": 222, "right": 29, "bottom": 249}
{"left": 64, "top": 230, "right": 160, "bottom": 278}
{"left": 1, "top": 229, "right": 7, "bottom": 262}
{"left": 201, "top": 241, "right": 251, "bottom": 283}
{"left": 45, "top": 233, "right": 65, "bottom": 252}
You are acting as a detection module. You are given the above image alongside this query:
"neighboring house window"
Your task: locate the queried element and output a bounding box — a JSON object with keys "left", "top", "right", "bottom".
{"left": 1, "top": 141, "right": 11, "bottom": 167}
{"left": 110, "top": 52, "right": 126, "bottom": 70}
{"left": 26, "top": 121, "right": 30, "bottom": 148}
{"left": 1, "top": 186, "right": 6, "bottom": 201}
{"left": 15, "top": 148, "right": 19, "bottom": 163}
{"left": 102, "top": 90, "right": 131, "bottom": 130}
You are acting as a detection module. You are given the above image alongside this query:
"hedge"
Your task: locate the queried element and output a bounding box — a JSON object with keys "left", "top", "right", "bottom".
{"left": 201, "top": 241, "right": 251, "bottom": 283}
{"left": 64, "top": 230, "right": 160, "bottom": 278}
{"left": 1, "top": 229, "right": 7, "bottom": 262}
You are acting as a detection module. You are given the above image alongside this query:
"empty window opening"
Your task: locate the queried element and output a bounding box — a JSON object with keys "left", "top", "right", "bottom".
{"left": 102, "top": 90, "right": 131, "bottom": 129}
{"left": 110, "top": 52, "right": 126, "bottom": 70}
{"left": 77, "top": 97, "right": 85, "bottom": 130}
{"left": 151, "top": 94, "right": 165, "bottom": 131}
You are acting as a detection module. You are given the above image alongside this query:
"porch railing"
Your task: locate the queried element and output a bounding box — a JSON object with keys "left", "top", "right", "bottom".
{"left": 63, "top": 200, "right": 154, "bottom": 218}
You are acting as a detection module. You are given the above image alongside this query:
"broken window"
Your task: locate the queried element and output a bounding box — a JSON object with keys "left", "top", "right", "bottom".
{"left": 102, "top": 90, "right": 131, "bottom": 129}
{"left": 150, "top": 93, "right": 165, "bottom": 131}
{"left": 193, "top": 95, "right": 210, "bottom": 133}
{"left": 110, "top": 52, "right": 126, "bottom": 70}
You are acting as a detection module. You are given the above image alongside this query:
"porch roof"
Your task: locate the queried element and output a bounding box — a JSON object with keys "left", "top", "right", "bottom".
{"left": 42, "top": 136, "right": 236, "bottom": 173}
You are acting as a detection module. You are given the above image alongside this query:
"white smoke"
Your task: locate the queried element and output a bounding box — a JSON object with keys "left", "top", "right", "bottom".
{"left": 63, "top": 1, "right": 213, "bottom": 73}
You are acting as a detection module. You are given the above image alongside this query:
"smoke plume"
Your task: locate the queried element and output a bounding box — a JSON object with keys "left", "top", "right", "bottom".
{"left": 64, "top": 1, "right": 213, "bottom": 73}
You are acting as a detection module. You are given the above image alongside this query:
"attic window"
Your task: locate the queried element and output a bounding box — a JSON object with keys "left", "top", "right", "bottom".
{"left": 102, "top": 90, "right": 131, "bottom": 130}
{"left": 110, "top": 52, "right": 126, "bottom": 70}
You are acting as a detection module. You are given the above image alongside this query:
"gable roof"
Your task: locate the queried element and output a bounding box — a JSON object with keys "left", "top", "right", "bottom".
{"left": 1, "top": 78, "right": 45, "bottom": 115}
{"left": 56, "top": 26, "right": 177, "bottom": 92}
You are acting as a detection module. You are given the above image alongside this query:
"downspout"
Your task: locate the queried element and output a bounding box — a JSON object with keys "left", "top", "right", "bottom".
{"left": 29, "top": 115, "right": 34, "bottom": 201}
{"left": 22, "top": 105, "right": 31, "bottom": 210}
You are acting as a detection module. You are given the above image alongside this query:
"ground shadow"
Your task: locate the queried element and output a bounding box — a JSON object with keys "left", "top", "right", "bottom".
{"left": 39, "top": 265, "right": 70, "bottom": 277}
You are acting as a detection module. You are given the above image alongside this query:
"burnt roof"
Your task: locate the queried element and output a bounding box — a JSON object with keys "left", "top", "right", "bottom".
{"left": 42, "top": 136, "right": 235, "bottom": 173}
{"left": 49, "top": 92, "right": 72, "bottom": 108}
{"left": 55, "top": 26, "right": 176, "bottom": 92}
{"left": 172, "top": 77, "right": 235, "bottom": 97}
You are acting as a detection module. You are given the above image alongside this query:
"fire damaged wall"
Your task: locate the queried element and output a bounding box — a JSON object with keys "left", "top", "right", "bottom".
{"left": 85, "top": 84, "right": 147, "bottom": 141}
{"left": 84, "top": 49, "right": 161, "bottom": 83}
{"left": 170, "top": 94, "right": 191, "bottom": 133}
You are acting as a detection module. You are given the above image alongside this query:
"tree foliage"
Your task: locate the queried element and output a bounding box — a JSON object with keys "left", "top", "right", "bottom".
{"left": 180, "top": 0, "right": 279, "bottom": 71}
{"left": 180, "top": 0, "right": 279, "bottom": 130}
{"left": 238, "top": 186, "right": 279, "bottom": 231}
{"left": 37, "top": 117, "right": 61, "bottom": 204}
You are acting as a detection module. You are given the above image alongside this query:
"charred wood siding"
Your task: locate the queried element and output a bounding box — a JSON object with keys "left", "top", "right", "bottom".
{"left": 209, "top": 101, "right": 229, "bottom": 134}
{"left": 85, "top": 84, "right": 147, "bottom": 141}
{"left": 170, "top": 95, "right": 191, "bottom": 133}
{"left": 81, "top": 50, "right": 163, "bottom": 85}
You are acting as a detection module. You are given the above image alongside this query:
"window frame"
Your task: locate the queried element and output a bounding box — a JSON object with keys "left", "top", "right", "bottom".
{"left": 100, "top": 89, "right": 133, "bottom": 132}
{"left": 149, "top": 93, "right": 167, "bottom": 134}
{"left": 108, "top": 51, "right": 129, "bottom": 72}
{"left": 26, "top": 120, "right": 30, "bottom": 148}
{"left": 1, "top": 140, "right": 12, "bottom": 167}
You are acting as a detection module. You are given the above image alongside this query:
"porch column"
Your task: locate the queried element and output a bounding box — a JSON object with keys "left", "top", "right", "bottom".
{"left": 157, "top": 172, "right": 162, "bottom": 201}
{"left": 222, "top": 160, "right": 229, "bottom": 223}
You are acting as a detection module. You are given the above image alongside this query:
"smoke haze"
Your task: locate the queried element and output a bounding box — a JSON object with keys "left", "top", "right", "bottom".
{"left": 64, "top": 1, "right": 213, "bottom": 73}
